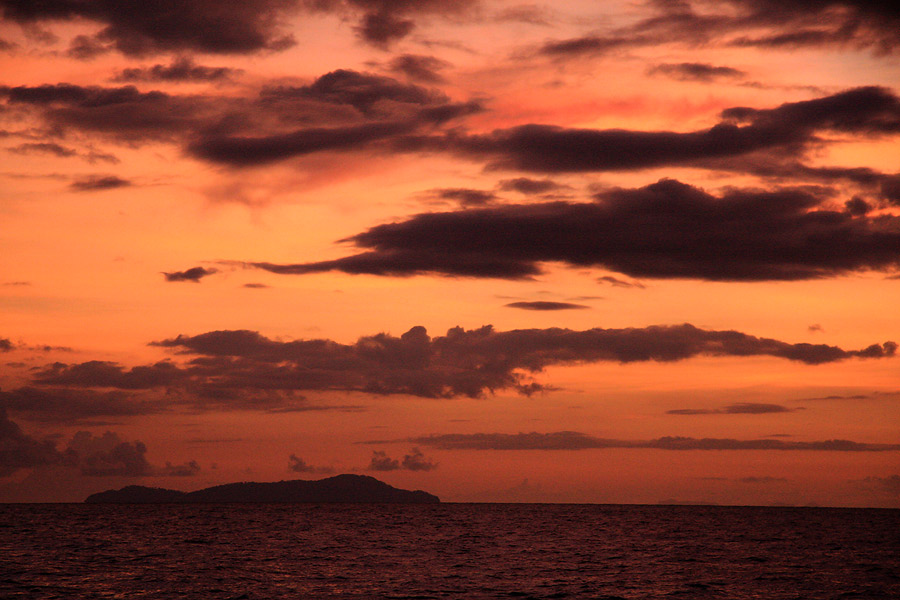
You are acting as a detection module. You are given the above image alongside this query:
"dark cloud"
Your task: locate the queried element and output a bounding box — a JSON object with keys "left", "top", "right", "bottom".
{"left": 667, "top": 403, "right": 798, "bottom": 415}
{"left": 0, "top": 408, "right": 68, "bottom": 475}
{"left": 597, "top": 276, "right": 645, "bottom": 289}
{"left": 72, "top": 433, "right": 153, "bottom": 477}
{"left": 1, "top": 410, "right": 197, "bottom": 477}
{"left": 648, "top": 62, "right": 746, "bottom": 82}
{"left": 66, "top": 34, "right": 111, "bottom": 60}
{"left": 66, "top": 430, "right": 193, "bottom": 477}
{"left": 69, "top": 175, "right": 131, "bottom": 192}
{"left": 428, "top": 87, "right": 900, "bottom": 173}
{"left": 161, "top": 460, "right": 201, "bottom": 476}
{"left": 861, "top": 474, "right": 900, "bottom": 496}
{"left": 808, "top": 324, "right": 824, "bottom": 333}
{"left": 0, "top": 386, "right": 164, "bottom": 422}
{"left": 539, "top": 35, "right": 637, "bottom": 57}
{"left": 145, "top": 324, "right": 895, "bottom": 401}
{"left": 0, "top": 338, "right": 12, "bottom": 351}
{"left": 0, "top": 84, "right": 207, "bottom": 143}
{"left": 0, "top": 0, "right": 302, "bottom": 55}
{"left": 431, "top": 188, "right": 497, "bottom": 206}
{"left": 8, "top": 142, "right": 77, "bottom": 157}
{"left": 367, "top": 448, "right": 437, "bottom": 471}
{"left": 724, "top": 0, "right": 900, "bottom": 54}
{"left": 163, "top": 267, "right": 218, "bottom": 283}
{"left": 541, "top": 1, "right": 900, "bottom": 57}
{"left": 739, "top": 476, "right": 787, "bottom": 483}
{"left": 288, "top": 454, "right": 333, "bottom": 474}
{"left": 33, "top": 360, "right": 185, "bottom": 389}
{"left": 498, "top": 177, "right": 567, "bottom": 195}
{"left": 367, "top": 449, "right": 400, "bottom": 470}
{"left": 408, "top": 431, "right": 900, "bottom": 452}
{"left": 14, "top": 324, "right": 893, "bottom": 421}
{"left": 243, "top": 283, "right": 270, "bottom": 289}
{"left": 191, "top": 121, "right": 421, "bottom": 167}
{"left": 505, "top": 301, "right": 589, "bottom": 311}
{"left": 187, "top": 70, "right": 481, "bottom": 166}
{"left": 267, "top": 69, "right": 448, "bottom": 115}
{"left": 401, "top": 447, "right": 438, "bottom": 471}
{"left": 387, "top": 54, "right": 451, "bottom": 83}
{"left": 250, "top": 178, "right": 900, "bottom": 281}
{"left": 304, "top": 0, "right": 479, "bottom": 48}
{"left": 113, "top": 57, "right": 240, "bottom": 83}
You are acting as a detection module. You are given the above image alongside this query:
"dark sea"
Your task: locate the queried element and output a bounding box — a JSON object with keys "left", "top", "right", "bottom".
{"left": 2, "top": 503, "right": 898, "bottom": 600}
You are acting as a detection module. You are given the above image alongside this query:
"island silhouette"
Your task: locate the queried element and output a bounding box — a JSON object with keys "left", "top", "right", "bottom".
{"left": 85, "top": 474, "right": 440, "bottom": 504}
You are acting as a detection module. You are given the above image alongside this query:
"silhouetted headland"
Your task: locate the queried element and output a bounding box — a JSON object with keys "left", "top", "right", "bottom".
{"left": 85, "top": 474, "right": 440, "bottom": 504}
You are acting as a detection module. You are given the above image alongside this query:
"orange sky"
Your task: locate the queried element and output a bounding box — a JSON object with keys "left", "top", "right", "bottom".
{"left": 1, "top": 0, "right": 899, "bottom": 506}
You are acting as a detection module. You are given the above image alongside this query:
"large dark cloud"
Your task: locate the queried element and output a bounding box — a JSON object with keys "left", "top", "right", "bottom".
{"left": 0, "top": 84, "right": 208, "bottom": 143}
{"left": 187, "top": 70, "right": 481, "bottom": 166}
{"left": 3, "top": 324, "right": 894, "bottom": 422}
{"left": 0, "top": 0, "right": 301, "bottom": 55}
{"left": 243, "top": 178, "right": 900, "bottom": 281}
{"left": 0, "top": 408, "right": 68, "bottom": 475}
{"left": 407, "top": 431, "right": 900, "bottom": 452}
{"left": 1, "top": 69, "right": 480, "bottom": 161}
{"left": 426, "top": 87, "right": 900, "bottom": 173}
{"left": 541, "top": 1, "right": 900, "bottom": 57}
{"left": 0, "top": 410, "right": 197, "bottom": 477}
{"left": 0, "top": 386, "right": 165, "bottom": 422}
{"left": 725, "top": 0, "right": 900, "bottom": 54}
{"left": 116, "top": 323, "right": 900, "bottom": 400}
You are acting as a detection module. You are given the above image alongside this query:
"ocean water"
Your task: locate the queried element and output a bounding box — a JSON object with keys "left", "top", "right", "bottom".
{"left": 1, "top": 503, "right": 898, "bottom": 600}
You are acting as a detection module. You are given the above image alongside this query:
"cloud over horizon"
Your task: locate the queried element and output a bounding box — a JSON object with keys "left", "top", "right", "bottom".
{"left": 405, "top": 431, "right": 900, "bottom": 452}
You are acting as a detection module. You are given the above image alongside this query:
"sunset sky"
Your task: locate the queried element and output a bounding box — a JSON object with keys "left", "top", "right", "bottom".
{"left": 1, "top": 0, "right": 899, "bottom": 506}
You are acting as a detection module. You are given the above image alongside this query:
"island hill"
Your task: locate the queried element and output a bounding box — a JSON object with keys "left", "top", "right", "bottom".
{"left": 85, "top": 474, "right": 440, "bottom": 504}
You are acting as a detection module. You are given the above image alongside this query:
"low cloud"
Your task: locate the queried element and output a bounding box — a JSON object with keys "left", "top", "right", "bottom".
{"left": 597, "top": 276, "right": 645, "bottom": 289}
{"left": 498, "top": 177, "right": 567, "bottom": 195}
{"left": 0, "top": 0, "right": 302, "bottom": 56}
{"left": 387, "top": 54, "right": 451, "bottom": 83}
{"left": 163, "top": 267, "right": 218, "bottom": 283}
{"left": 667, "top": 403, "right": 799, "bottom": 415}
{"left": 430, "top": 188, "right": 497, "bottom": 207}
{"left": 648, "top": 62, "right": 746, "bottom": 82}
{"left": 16, "top": 323, "right": 894, "bottom": 419}
{"left": 0, "top": 409, "right": 68, "bottom": 476}
{"left": 114, "top": 57, "right": 240, "bottom": 82}
{"left": 0, "top": 411, "right": 199, "bottom": 478}
{"left": 505, "top": 301, "right": 589, "bottom": 311}
{"left": 288, "top": 454, "right": 333, "bottom": 474}
{"left": 367, "top": 450, "right": 399, "bottom": 471}
{"left": 367, "top": 448, "right": 437, "bottom": 471}
{"left": 860, "top": 475, "right": 900, "bottom": 496}
{"left": 69, "top": 175, "right": 131, "bottom": 191}
{"left": 407, "top": 431, "right": 900, "bottom": 452}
